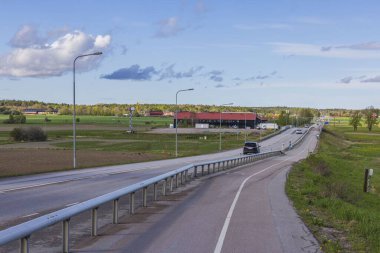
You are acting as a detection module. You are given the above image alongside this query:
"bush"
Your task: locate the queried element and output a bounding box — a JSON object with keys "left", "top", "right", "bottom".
{"left": 10, "top": 127, "right": 47, "bottom": 142}
{"left": 10, "top": 128, "right": 27, "bottom": 141}
{"left": 3, "top": 113, "right": 26, "bottom": 124}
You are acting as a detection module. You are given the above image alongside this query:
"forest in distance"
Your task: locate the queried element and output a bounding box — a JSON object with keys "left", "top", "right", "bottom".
{"left": 0, "top": 99, "right": 374, "bottom": 119}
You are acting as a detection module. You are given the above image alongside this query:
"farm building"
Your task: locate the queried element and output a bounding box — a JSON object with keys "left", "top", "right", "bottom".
{"left": 144, "top": 110, "right": 164, "bottom": 117}
{"left": 174, "top": 112, "right": 264, "bottom": 129}
{"left": 23, "top": 108, "right": 58, "bottom": 115}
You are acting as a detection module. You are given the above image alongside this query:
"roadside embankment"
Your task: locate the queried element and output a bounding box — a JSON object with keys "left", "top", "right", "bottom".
{"left": 286, "top": 126, "right": 380, "bottom": 253}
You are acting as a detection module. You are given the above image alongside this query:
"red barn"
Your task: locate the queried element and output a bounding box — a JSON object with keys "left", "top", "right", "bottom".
{"left": 174, "top": 112, "right": 262, "bottom": 128}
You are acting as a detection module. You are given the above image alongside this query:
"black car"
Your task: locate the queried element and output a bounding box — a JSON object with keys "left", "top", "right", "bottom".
{"left": 243, "top": 141, "right": 260, "bottom": 154}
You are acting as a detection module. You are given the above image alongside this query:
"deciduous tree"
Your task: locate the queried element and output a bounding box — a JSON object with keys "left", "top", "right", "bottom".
{"left": 349, "top": 111, "right": 362, "bottom": 131}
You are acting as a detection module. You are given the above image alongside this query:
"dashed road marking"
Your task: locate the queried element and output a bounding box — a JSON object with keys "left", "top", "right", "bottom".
{"left": 65, "top": 202, "right": 79, "bottom": 207}
{"left": 22, "top": 212, "right": 39, "bottom": 218}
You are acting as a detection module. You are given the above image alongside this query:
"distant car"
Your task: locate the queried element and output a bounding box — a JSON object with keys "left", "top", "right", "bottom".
{"left": 243, "top": 141, "right": 260, "bottom": 154}
{"left": 304, "top": 124, "right": 310, "bottom": 128}
{"left": 296, "top": 129, "right": 303, "bottom": 134}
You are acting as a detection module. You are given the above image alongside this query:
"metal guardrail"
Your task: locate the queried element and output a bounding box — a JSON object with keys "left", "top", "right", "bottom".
{"left": 0, "top": 150, "right": 283, "bottom": 253}
{"left": 284, "top": 125, "right": 315, "bottom": 151}
{"left": 259, "top": 125, "right": 291, "bottom": 142}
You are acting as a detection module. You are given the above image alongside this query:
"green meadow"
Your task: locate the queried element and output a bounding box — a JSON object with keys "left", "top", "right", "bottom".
{"left": 287, "top": 124, "right": 380, "bottom": 253}
{"left": 0, "top": 114, "right": 172, "bottom": 127}
{"left": 0, "top": 114, "right": 275, "bottom": 176}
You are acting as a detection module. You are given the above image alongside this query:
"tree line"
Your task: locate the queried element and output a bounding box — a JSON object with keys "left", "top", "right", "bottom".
{"left": 349, "top": 106, "right": 379, "bottom": 131}
{"left": 1, "top": 100, "right": 378, "bottom": 130}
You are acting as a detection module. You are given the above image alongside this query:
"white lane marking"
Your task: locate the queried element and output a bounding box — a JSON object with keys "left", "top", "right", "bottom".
{"left": 214, "top": 136, "right": 315, "bottom": 253}
{"left": 65, "top": 202, "right": 79, "bottom": 207}
{"left": 22, "top": 212, "right": 39, "bottom": 218}
{"left": 2, "top": 167, "right": 156, "bottom": 192}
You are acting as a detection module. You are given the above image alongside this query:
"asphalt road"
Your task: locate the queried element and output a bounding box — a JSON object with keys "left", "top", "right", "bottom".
{"left": 0, "top": 128, "right": 304, "bottom": 229}
{"left": 75, "top": 127, "right": 321, "bottom": 253}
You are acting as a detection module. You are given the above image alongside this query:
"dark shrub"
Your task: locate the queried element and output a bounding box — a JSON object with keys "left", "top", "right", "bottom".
{"left": 10, "top": 128, "right": 27, "bottom": 141}
{"left": 10, "top": 127, "right": 47, "bottom": 142}
{"left": 3, "top": 113, "right": 26, "bottom": 124}
{"left": 27, "top": 127, "right": 47, "bottom": 141}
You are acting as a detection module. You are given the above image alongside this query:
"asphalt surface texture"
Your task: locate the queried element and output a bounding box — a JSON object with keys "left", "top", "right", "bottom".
{"left": 75, "top": 127, "right": 321, "bottom": 253}
{"left": 0, "top": 127, "right": 314, "bottom": 253}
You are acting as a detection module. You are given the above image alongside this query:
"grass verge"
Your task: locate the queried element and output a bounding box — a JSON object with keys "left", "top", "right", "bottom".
{"left": 286, "top": 127, "right": 380, "bottom": 253}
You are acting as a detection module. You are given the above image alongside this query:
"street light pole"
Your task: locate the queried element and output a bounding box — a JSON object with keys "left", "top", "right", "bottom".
{"left": 175, "top": 88, "right": 194, "bottom": 157}
{"left": 73, "top": 52, "right": 102, "bottom": 169}
{"left": 219, "top": 103, "right": 233, "bottom": 151}
{"left": 244, "top": 113, "right": 247, "bottom": 142}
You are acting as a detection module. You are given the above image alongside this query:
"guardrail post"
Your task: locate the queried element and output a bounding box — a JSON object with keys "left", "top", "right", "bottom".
{"left": 185, "top": 170, "right": 189, "bottom": 182}
{"left": 194, "top": 166, "right": 198, "bottom": 177}
{"left": 130, "top": 192, "right": 135, "bottom": 215}
{"left": 180, "top": 172, "right": 184, "bottom": 185}
{"left": 153, "top": 183, "right": 158, "bottom": 200}
{"left": 113, "top": 199, "right": 119, "bottom": 224}
{"left": 20, "top": 236, "right": 29, "bottom": 253}
{"left": 162, "top": 180, "right": 167, "bottom": 196}
{"left": 201, "top": 165, "right": 205, "bottom": 176}
{"left": 170, "top": 176, "right": 174, "bottom": 192}
{"left": 175, "top": 174, "right": 179, "bottom": 188}
{"left": 207, "top": 164, "right": 210, "bottom": 174}
{"left": 218, "top": 162, "right": 221, "bottom": 172}
{"left": 62, "top": 219, "right": 70, "bottom": 253}
{"left": 143, "top": 187, "right": 148, "bottom": 207}
{"left": 91, "top": 207, "right": 98, "bottom": 236}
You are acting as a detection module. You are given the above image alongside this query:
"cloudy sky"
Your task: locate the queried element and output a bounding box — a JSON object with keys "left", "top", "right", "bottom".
{"left": 1, "top": 0, "right": 380, "bottom": 109}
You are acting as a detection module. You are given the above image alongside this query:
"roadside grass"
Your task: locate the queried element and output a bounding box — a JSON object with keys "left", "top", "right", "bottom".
{"left": 286, "top": 126, "right": 380, "bottom": 253}
{"left": 51, "top": 132, "right": 255, "bottom": 156}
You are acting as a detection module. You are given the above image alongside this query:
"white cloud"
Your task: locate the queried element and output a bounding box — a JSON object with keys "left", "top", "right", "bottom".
{"left": 362, "top": 76, "right": 380, "bottom": 83}
{"left": 338, "top": 42, "right": 380, "bottom": 50}
{"left": 271, "top": 42, "right": 380, "bottom": 59}
{"left": 155, "top": 17, "right": 184, "bottom": 38}
{"left": 294, "top": 17, "right": 330, "bottom": 25}
{"left": 0, "top": 29, "right": 111, "bottom": 78}
{"left": 95, "top": 35, "right": 111, "bottom": 48}
{"left": 234, "top": 23, "right": 292, "bottom": 31}
{"left": 9, "top": 25, "right": 44, "bottom": 48}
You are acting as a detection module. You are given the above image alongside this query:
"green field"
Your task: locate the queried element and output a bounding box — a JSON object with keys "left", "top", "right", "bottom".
{"left": 0, "top": 114, "right": 172, "bottom": 127}
{"left": 286, "top": 125, "right": 380, "bottom": 252}
{"left": 51, "top": 132, "right": 253, "bottom": 156}
{"left": 0, "top": 114, "right": 276, "bottom": 176}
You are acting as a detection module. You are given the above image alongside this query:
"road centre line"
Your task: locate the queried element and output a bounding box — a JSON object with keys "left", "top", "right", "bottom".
{"left": 65, "top": 202, "right": 79, "bottom": 207}
{"left": 21, "top": 213, "right": 39, "bottom": 218}
{"left": 214, "top": 135, "right": 314, "bottom": 253}
{"left": 2, "top": 167, "right": 154, "bottom": 193}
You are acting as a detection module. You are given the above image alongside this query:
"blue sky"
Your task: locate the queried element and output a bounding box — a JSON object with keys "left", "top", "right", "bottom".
{"left": 1, "top": 0, "right": 380, "bottom": 109}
